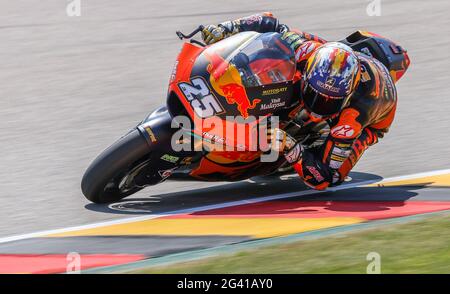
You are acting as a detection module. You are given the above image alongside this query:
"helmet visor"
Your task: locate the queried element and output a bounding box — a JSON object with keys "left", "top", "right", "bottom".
{"left": 302, "top": 82, "right": 347, "bottom": 117}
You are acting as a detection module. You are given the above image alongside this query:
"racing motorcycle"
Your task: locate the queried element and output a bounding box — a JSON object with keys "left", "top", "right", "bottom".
{"left": 81, "top": 26, "right": 409, "bottom": 203}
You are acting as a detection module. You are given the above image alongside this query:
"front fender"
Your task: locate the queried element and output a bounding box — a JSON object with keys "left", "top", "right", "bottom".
{"left": 137, "top": 106, "right": 176, "bottom": 151}
{"left": 135, "top": 106, "right": 200, "bottom": 185}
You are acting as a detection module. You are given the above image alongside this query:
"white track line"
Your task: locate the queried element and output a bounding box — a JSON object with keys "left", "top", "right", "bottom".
{"left": 0, "top": 168, "right": 449, "bottom": 244}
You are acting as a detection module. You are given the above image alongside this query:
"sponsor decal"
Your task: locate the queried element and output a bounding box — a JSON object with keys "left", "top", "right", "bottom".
{"left": 360, "top": 47, "right": 373, "bottom": 57}
{"left": 332, "top": 146, "right": 351, "bottom": 158}
{"left": 375, "top": 62, "right": 395, "bottom": 97}
{"left": 285, "top": 144, "right": 301, "bottom": 163}
{"left": 158, "top": 167, "right": 177, "bottom": 180}
{"left": 160, "top": 154, "right": 179, "bottom": 164}
{"left": 262, "top": 87, "right": 288, "bottom": 96}
{"left": 169, "top": 60, "right": 179, "bottom": 83}
{"left": 331, "top": 125, "right": 355, "bottom": 138}
{"left": 180, "top": 157, "right": 193, "bottom": 165}
{"left": 259, "top": 98, "right": 286, "bottom": 111}
{"left": 306, "top": 165, "right": 324, "bottom": 182}
{"left": 204, "top": 51, "right": 261, "bottom": 118}
{"left": 331, "top": 154, "right": 347, "bottom": 162}
{"left": 330, "top": 159, "right": 343, "bottom": 169}
{"left": 335, "top": 142, "right": 352, "bottom": 148}
{"left": 325, "top": 77, "right": 335, "bottom": 87}
{"left": 202, "top": 131, "right": 225, "bottom": 144}
{"left": 144, "top": 126, "right": 157, "bottom": 142}
{"left": 316, "top": 80, "right": 342, "bottom": 95}
{"left": 244, "top": 14, "right": 262, "bottom": 25}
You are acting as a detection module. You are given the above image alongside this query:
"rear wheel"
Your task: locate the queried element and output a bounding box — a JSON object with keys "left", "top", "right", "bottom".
{"left": 81, "top": 129, "right": 151, "bottom": 203}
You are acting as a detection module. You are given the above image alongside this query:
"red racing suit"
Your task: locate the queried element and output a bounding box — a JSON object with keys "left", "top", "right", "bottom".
{"left": 214, "top": 12, "right": 401, "bottom": 190}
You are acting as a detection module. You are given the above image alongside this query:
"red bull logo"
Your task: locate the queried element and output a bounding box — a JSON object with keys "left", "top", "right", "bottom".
{"left": 204, "top": 50, "right": 261, "bottom": 119}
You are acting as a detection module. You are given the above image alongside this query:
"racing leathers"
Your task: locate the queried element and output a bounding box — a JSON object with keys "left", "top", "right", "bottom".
{"left": 202, "top": 12, "right": 399, "bottom": 190}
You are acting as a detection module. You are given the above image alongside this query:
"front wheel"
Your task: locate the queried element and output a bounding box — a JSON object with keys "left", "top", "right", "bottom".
{"left": 81, "top": 129, "right": 151, "bottom": 203}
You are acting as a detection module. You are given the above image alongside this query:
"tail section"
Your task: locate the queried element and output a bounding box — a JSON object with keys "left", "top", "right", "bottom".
{"left": 340, "top": 30, "right": 410, "bottom": 83}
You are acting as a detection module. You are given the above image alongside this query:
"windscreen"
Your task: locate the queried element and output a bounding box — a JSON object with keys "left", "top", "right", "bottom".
{"left": 230, "top": 32, "right": 296, "bottom": 87}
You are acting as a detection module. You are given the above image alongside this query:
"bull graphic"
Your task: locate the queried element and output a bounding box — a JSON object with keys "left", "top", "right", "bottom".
{"left": 205, "top": 51, "right": 261, "bottom": 119}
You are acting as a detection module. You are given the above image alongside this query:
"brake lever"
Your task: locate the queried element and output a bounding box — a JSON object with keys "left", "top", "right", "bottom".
{"left": 190, "top": 39, "right": 206, "bottom": 47}
{"left": 176, "top": 25, "right": 205, "bottom": 40}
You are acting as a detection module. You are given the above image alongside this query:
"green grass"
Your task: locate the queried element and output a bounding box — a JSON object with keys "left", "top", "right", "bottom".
{"left": 134, "top": 213, "right": 450, "bottom": 274}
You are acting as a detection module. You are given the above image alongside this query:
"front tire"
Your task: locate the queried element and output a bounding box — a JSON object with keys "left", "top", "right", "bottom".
{"left": 81, "top": 129, "right": 151, "bottom": 203}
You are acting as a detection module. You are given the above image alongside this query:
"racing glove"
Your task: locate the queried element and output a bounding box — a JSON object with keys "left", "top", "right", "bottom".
{"left": 201, "top": 25, "right": 227, "bottom": 45}
{"left": 267, "top": 128, "right": 303, "bottom": 163}
{"left": 202, "top": 12, "right": 285, "bottom": 45}
{"left": 284, "top": 142, "right": 303, "bottom": 164}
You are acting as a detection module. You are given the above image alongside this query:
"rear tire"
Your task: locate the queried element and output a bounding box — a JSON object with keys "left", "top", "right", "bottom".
{"left": 81, "top": 129, "right": 151, "bottom": 203}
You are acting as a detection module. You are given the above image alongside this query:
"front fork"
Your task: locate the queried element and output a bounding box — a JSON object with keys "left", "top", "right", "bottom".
{"left": 134, "top": 106, "right": 199, "bottom": 186}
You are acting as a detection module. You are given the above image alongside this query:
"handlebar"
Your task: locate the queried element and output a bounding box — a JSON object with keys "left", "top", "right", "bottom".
{"left": 176, "top": 25, "right": 204, "bottom": 39}
{"left": 176, "top": 25, "right": 206, "bottom": 47}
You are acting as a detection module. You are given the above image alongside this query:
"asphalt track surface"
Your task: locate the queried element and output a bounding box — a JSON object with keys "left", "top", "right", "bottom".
{"left": 1, "top": 0, "right": 450, "bottom": 243}
{"left": 0, "top": 170, "right": 449, "bottom": 273}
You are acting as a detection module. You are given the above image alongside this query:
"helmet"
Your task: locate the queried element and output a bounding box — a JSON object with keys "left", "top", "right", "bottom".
{"left": 302, "top": 42, "right": 361, "bottom": 118}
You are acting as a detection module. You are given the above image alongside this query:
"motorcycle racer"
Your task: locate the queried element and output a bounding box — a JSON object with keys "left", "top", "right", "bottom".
{"left": 201, "top": 12, "right": 409, "bottom": 190}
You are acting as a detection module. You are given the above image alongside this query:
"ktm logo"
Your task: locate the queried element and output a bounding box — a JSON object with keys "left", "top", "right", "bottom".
{"left": 332, "top": 125, "right": 355, "bottom": 138}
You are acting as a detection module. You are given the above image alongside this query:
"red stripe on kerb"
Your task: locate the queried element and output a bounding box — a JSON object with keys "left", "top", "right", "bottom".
{"left": 163, "top": 201, "right": 450, "bottom": 221}
{"left": 0, "top": 254, "right": 145, "bottom": 274}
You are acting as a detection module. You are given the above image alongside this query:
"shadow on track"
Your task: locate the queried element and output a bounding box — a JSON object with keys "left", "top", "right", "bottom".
{"left": 85, "top": 171, "right": 389, "bottom": 215}
{"left": 86, "top": 172, "right": 450, "bottom": 215}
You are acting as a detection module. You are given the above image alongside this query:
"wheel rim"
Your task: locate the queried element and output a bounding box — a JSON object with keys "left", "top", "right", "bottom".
{"left": 105, "top": 159, "right": 151, "bottom": 195}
